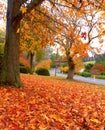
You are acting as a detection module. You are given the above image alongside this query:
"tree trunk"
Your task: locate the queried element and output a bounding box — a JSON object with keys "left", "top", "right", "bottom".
{"left": 0, "top": 1, "right": 22, "bottom": 87}
{"left": 67, "top": 66, "right": 74, "bottom": 79}
{"left": 30, "top": 52, "right": 34, "bottom": 74}
{"left": 0, "top": 0, "right": 45, "bottom": 87}
{"left": 67, "top": 54, "right": 75, "bottom": 80}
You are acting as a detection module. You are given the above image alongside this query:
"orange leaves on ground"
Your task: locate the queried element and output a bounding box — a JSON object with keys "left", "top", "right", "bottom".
{"left": 0, "top": 74, "right": 105, "bottom": 129}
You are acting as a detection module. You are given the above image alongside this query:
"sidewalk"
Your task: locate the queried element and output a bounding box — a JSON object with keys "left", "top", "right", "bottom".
{"left": 74, "top": 75, "right": 105, "bottom": 86}
{"left": 50, "top": 69, "right": 105, "bottom": 86}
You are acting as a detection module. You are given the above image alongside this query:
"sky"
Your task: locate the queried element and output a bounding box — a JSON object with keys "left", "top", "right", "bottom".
{"left": 0, "top": 19, "right": 5, "bottom": 30}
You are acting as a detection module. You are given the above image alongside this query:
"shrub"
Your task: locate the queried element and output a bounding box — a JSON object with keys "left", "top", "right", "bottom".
{"left": 20, "top": 65, "right": 30, "bottom": 74}
{"left": 90, "top": 63, "right": 105, "bottom": 75}
{"left": 35, "top": 68, "right": 50, "bottom": 76}
{"left": 79, "top": 72, "right": 91, "bottom": 77}
{"left": 96, "top": 75, "right": 105, "bottom": 79}
{"left": 84, "top": 63, "right": 94, "bottom": 72}
{"left": 101, "top": 72, "right": 105, "bottom": 75}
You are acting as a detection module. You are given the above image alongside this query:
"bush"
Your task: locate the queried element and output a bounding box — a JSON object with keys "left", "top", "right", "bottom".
{"left": 96, "top": 75, "right": 105, "bottom": 79}
{"left": 84, "top": 63, "right": 94, "bottom": 72}
{"left": 20, "top": 65, "right": 30, "bottom": 74}
{"left": 90, "top": 63, "right": 105, "bottom": 75}
{"left": 35, "top": 68, "right": 50, "bottom": 76}
{"left": 79, "top": 72, "right": 91, "bottom": 77}
{"left": 101, "top": 72, "right": 105, "bottom": 75}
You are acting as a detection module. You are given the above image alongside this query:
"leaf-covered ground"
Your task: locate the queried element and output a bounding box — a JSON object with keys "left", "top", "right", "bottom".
{"left": 0, "top": 74, "right": 105, "bottom": 130}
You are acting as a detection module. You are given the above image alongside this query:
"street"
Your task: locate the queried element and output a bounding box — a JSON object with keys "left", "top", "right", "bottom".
{"left": 50, "top": 69, "right": 105, "bottom": 86}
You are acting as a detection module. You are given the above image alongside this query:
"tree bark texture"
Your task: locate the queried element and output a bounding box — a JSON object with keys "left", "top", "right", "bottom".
{"left": 0, "top": 0, "right": 44, "bottom": 87}
{"left": 30, "top": 52, "right": 34, "bottom": 74}
{"left": 66, "top": 53, "right": 75, "bottom": 80}
{"left": 0, "top": 0, "right": 22, "bottom": 87}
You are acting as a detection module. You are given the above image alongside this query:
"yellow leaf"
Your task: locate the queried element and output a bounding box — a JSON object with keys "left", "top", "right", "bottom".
{"left": 24, "top": 23, "right": 29, "bottom": 28}
{"left": 103, "top": 113, "right": 105, "bottom": 116}
{"left": 90, "top": 118, "right": 100, "bottom": 123}
{"left": 16, "top": 28, "right": 20, "bottom": 33}
{"left": 102, "top": 101, "right": 105, "bottom": 104}
{"left": 20, "top": 7, "right": 27, "bottom": 14}
{"left": 50, "top": 114, "right": 65, "bottom": 123}
{"left": 39, "top": 122, "right": 47, "bottom": 130}
{"left": 30, "top": 124, "right": 35, "bottom": 129}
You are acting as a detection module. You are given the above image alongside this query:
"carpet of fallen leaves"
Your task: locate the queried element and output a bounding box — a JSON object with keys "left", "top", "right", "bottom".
{"left": 0, "top": 74, "right": 105, "bottom": 130}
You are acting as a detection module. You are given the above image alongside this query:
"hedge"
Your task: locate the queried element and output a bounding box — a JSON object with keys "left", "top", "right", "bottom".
{"left": 35, "top": 68, "right": 50, "bottom": 76}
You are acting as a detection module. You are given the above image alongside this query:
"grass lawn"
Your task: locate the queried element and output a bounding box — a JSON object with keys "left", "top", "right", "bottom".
{"left": 0, "top": 74, "right": 105, "bottom": 129}
{"left": 83, "top": 61, "right": 95, "bottom": 65}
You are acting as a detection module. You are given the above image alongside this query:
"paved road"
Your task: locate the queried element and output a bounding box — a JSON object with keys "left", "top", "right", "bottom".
{"left": 50, "top": 69, "right": 105, "bottom": 86}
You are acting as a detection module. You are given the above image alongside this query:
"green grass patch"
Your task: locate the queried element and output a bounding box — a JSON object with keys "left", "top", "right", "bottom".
{"left": 83, "top": 61, "right": 95, "bottom": 65}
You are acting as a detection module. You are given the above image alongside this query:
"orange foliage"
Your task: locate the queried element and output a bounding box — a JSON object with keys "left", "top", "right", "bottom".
{"left": 90, "top": 63, "right": 105, "bottom": 75}
{"left": 81, "top": 32, "right": 87, "bottom": 40}
{"left": 73, "top": 56, "right": 84, "bottom": 73}
{"left": 36, "top": 59, "right": 52, "bottom": 70}
{"left": 71, "top": 41, "right": 89, "bottom": 58}
{"left": 20, "top": 8, "right": 56, "bottom": 54}
{"left": 0, "top": 74, "right": 105, "bottom": 129}
{"left": 60, "top": 66, "right": 68, "bottom": 73}
{"left": 19, "top": 56, "right": 30, "bottom": 68}
{"left": 60, "top": 57, "right": 84, "bottom": 73}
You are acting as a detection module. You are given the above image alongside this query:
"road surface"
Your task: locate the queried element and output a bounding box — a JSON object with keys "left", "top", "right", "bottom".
{"left": 50, "top": 69, "right": 105, "bottom": 86}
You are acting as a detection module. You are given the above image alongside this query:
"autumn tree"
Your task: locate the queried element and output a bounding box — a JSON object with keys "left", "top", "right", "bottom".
{"left": 80, "top": 9, "right": 105, "bottom": 54}
{"left": 54, "top": 7, "right": 89, "bottom": 79}
{"left": 92, "top": 0, "right": 105, "bottom": 10}
{"left": 54, "top": 3, "right": 105, "bottom": 79}
{"left": 0, "top": 0, "right": 104, "bottom": 86}
{"left": 0, "top": 0, "right": 44, "bottom": 86}
{"left": 20, "top": 7, "right": 56, "bottom": 74}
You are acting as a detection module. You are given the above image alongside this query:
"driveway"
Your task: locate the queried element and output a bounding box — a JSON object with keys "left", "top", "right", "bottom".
{"left": 50, "top": 69, "right": 105, "bottom": 86}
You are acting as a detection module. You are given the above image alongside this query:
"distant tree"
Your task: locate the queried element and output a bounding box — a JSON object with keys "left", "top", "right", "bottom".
{"left": 20, "top": 7, "right": 56, "bottom": 74}
{"left": 55, "top": 4, "right": 105, "bottom": 79}
{"left": 90, "top": 63, "right": 105, "bottom": 75}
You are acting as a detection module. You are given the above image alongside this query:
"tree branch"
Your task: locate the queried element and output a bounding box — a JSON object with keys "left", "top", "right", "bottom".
{"left": 26, "top": 0, "right": 44, "bottom": 13}
{"left": 12, "top": 0, "right": 44, "bottom": 29}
